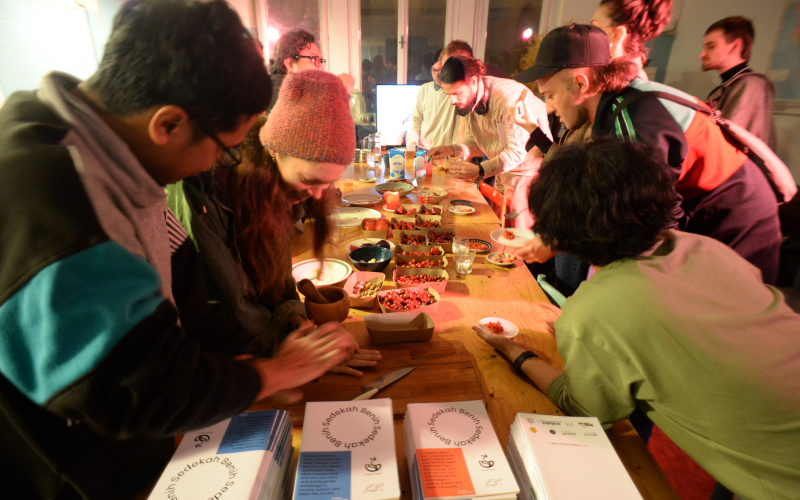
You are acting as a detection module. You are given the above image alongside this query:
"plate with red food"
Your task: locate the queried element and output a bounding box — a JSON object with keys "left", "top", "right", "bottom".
{"left": 448, "top": 205, "right": 476, "bottom": 216}
{"left": 478, "top": 317, "right": 519, "bottom": 338}
{"left": 486, "top": 252, "right": 518, "bottom": 267}
{"left": 489, "top": 228, "right": 535, "bottom": 248}
{"left": 467, "top": 239, "right": 491, "bottom": 253}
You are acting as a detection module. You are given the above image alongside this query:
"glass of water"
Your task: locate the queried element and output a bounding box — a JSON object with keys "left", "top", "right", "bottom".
{"left": 456, "top": 250, "right": 477, "bottom": 274}
{"left": 453, "top": 234, "right": 469, "bottom": 257}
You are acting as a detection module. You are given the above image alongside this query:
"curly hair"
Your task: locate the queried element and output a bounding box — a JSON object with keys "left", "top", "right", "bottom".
{"left": 210, "top": 115, "right": 333, "bottom": 303}
{"left": 269, "top": 28, "right": 316, "bottom": 75}
{"left": 87, "top": 0, "right": 269, "bottom": 134}
{"left": 706, "top": 16, "right": 754, "bottom": 61}
{"left": 599, "top": 0, "right": 672, "bottom": 64}
{"left": 529, "top": 138, "right": 677, "bottom": 266}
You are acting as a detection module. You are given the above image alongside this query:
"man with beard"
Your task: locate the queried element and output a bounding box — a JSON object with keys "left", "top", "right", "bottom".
{"left": 514, "top": 24, "right": 781, "bottom": 285}
{"left": 428, "top": 55, "right": 550, "bottom": 229}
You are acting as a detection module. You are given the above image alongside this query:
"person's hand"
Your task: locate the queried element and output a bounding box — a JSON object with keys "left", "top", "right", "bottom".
{"left": 327, "top": 349, "right": 382, "bottom": 376}
{"left": 449, "top": 160, "right": 480, "bottom": 180}
{"left": 517, "top": 234, "right": 557, "bottom": 263}
{"left": 472, "top": 325, "right": 526, "bottom": 362}
{"left": 427, "top": 145, "right": 457, "bottom": 160}
{"left": 507, "top": 99, "right": 538, "bottom": 134}
{"left": 250, "top": 322, "right": 356, "bottom": 401}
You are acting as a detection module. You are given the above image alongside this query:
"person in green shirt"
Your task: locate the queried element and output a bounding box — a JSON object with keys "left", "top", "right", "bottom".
{"left": 475, "top": 138, "right": 800, "bottom": 499}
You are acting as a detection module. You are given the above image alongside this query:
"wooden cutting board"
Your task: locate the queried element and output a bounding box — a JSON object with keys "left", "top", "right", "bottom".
{"left": 251, "top": 340, "right": 485, "bottom": 425}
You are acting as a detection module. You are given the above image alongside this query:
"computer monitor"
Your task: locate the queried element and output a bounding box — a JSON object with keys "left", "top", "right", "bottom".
{"left": 376, "top": 84, "right": 420, "bottom": 148}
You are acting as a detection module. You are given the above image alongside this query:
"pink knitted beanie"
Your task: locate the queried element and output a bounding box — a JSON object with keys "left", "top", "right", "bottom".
{"left": 261, "top": 69, "right": 355, "bottom": 165}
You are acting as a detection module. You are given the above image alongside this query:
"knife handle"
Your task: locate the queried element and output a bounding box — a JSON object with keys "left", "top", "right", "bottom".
{"left": 349, "top": 387, "right": 379, "bottom": 401}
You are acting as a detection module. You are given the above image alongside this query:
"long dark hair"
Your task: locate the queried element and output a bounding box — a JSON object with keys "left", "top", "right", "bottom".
{"left": 600, "top": 0, "right": 672, "bottom": 65}
{"left": 211, "top": 116, "right": 333, "bottom": 304}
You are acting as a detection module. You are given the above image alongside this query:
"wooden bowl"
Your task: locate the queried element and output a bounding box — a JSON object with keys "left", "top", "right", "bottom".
{"left": 304, "top": 286, "right": 350, "bottom": 324}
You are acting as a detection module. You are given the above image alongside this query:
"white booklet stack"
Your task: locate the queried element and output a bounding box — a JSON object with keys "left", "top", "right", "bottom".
{"left": 508, "top": 413, "right": 643, "bottom": 500}
{"left": 292, "top": 399, "right": 400, "bottom": 500}
{"left": 147, "top": 409, "right": 294, "bottom": 500}
{"left": 404, "top": 400, "right": 519, "bottom": 500}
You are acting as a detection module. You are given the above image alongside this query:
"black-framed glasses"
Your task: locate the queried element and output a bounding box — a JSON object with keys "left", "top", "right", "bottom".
{"left": 195, "top": 121, "right": 242, "bottom": 169}
{"left": 294, "top": 54, "right": 326, "bottom": 68}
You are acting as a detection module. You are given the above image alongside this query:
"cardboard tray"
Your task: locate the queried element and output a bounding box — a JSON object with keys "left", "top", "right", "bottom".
{"left": 393, "top": 268, "right": 449, "bottom": 293}
{"left": 415, "top": 214, "right": 442, "bottom": 229}
{"left": 365, "top": 311, "right": 435, "bottom": 344}
{"left": 396, "top": 229, "right": 428, "bottom": 246}
{"left": 394, "top": 253, "right": 448, "bottom": 270}
{"left": 377, "top": 286, "right": 440, "bottom": 315}
{"left": 390, "top": 216, "right": 417, "bottom": 232}
{"left": 393, "top": 204, "right": 444, "bottom": 217}
{"left": 426, "top": 228, "right": 456, "bottom": 253}
{"left": 343, "top": 271, "right": 385, "bottom": 308}
{"left": 394, "top": 244, "right": 445, "bottom": 257}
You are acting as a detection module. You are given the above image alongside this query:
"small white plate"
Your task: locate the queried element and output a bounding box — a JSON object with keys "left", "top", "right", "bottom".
{"left": 487, "top": 252, "right": 517, "bottom": 267}
{"left": 338, "top": 207, "right": 382, "bottom": 227}
{"left": 449, "top": 205, "right": 476, "bottom": 216}
{"left": 359, "top": 176, "right": 377, "bottom": 183}
{"left": 346, "top": 238, "right": 396, "bottom": 253}
{"left": 489, "top": 228, "right": 535, "bottom": 248}
{"left": 291, "top": 258, "right": 352, "bottom": 287}
{"left": 478, "top": 317, "right": 519, "bottom": 338}
{"left": 342, "top": 194, "right": 382, "bottom": 206}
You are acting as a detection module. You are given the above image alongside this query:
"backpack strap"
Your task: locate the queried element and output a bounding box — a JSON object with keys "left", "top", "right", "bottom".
{"left": 605, "top": 89, "right": 795, "bottom": 203}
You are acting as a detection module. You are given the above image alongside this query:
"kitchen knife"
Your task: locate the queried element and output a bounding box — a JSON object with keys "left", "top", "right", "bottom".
{"left": 348, "top": 366, "right": 415, "bottom": 401}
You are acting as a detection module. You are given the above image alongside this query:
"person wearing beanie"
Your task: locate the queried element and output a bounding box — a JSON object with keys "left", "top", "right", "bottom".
{"left": 168, "top": 69, "right": 379, "bottom": 377}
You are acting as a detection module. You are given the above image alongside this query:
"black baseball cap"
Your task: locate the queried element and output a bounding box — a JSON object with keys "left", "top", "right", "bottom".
{"left": 514, "top": 24, "right": 611, "bottom": 83}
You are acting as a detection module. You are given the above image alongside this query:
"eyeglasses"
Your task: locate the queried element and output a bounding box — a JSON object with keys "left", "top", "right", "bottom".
{"left": 431, "top": 67, "right": 441, "bottom": 74}
{"left": 195, "top": 120, "right": 242, "bottom": 169}
{"left": 294, "top": 55, "right": 326, "bottom": 68}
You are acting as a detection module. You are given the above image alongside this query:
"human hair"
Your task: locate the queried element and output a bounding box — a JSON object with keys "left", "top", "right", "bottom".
{"left": 442, "top": 40, "right": 474, "bottom": 59}
{"left": 269, "top": 28, "right": 316, "bottom": 75}
{"left": 706, "top": 16, "right": 754, "bottom": 61}
{"left": 86, "top": 0, "right": 269, "bottom": 134}
{"left": 599, "top": 0, "right": 672, "bottom": 64}
{"left": 439, "top": 55, "right": 486, "bottom": 84}
{"left": 588, "top": 58, "right": 641, "bottom": 93}
{"left": 210, "top": 116, "right": 333, "bottom": 302}
{"left": 529, "top": 138, "right": 677, "bottom": 266}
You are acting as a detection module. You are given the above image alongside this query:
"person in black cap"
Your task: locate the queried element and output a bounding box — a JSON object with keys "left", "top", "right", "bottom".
{"left": 512, "top": 23, "right": 781, "bottom": 286}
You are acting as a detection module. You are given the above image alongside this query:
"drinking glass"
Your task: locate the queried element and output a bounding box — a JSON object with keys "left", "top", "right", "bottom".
{"left": 415, "top": 167, "right": 426, "bottom": 189}
{"left": 453, "top": 234, "right": 469, "bottom": 257}
{"left": 456, "top": 250, "right": 477, "bottom": 274}
{"left": 342, "top": 163, "right": 354, "bottom": 193}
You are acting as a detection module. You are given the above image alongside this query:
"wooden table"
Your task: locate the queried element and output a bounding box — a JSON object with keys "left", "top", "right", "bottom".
{"left": 252, "top": 162, "right": 680, "bottom": 499}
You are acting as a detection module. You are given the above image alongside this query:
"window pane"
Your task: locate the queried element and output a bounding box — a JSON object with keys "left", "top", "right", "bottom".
{"left": 408, "top": 0, "right": 446, "bottom": 85}
{"left": 485, "top": 0, "right": 543, "bottom": 78}
{"left": 264, "top": 0, "right": 320, "bottom": 61}
{"left": 361, "top": 0, "right": 398, "bottom": 86}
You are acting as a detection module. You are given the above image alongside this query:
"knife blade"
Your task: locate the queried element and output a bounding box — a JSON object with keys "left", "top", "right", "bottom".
{"left": 348, "top": 366, "right": 415, "bottom": 401}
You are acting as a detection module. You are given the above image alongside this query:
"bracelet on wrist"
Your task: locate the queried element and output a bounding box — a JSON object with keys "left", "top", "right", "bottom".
{"left": 512, "top": 351, "right": 538, "bottom": 374}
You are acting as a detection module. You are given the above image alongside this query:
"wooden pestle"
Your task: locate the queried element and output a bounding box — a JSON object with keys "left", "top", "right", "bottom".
{"left": 297, "top": 279, "right": 329, "bottom": 304}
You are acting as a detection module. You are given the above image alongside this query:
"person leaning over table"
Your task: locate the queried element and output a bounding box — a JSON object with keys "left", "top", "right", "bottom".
{"left": 427, "top": 55, "right": 551, "bottom": 230}
{"left": 512, "top": 24, "right": 781, "bottom": 286}
{"left": 0, "top": 2, "right": 356, "bottom": 499}
{"left": 168, "top": 69, "right": 380, "bottom": 376}
{"left": 475, "top": 138, "right": 800, "bottom": 499}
